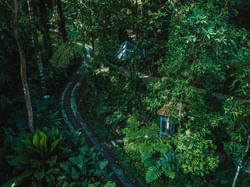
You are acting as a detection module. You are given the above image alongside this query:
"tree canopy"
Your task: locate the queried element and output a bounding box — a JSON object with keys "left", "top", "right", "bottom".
{"left": 0, "top": 0, "right": 250, "bottom": 186}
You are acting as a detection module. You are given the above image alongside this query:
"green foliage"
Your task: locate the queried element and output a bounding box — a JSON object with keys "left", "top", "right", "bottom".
{"left": 46, "top": 42, "right": 83, "bottom": 89}
{"left": 2, "top": 0, "right": 250, "bottom": 186}
{"left": 79, "top": 0, "right": 250, "bottom": 186}
{"left": 57, "top": 148, "right": 114, "bottom": 187}
{"left": 7, "top": 128, "right": 62, "bottom": 166}
{"left": 146, "top": 165, "right": 162, "bottom": 183}
{"left": 163, "top": 1, "right": 230, "bottom": 91}
{"left": 223, "top": 97, "right": 250, "bottom": 167}
{"left": 224, "top": 141, "right": 246, "bottom": 164}
{"left": 145, "top": 0, "right": 250, "bottom": 183}
{"left": 176, "top": 130, "right": 219, "bottom": 176}
{"left": 1, "top": 128, "right": 115, "bottom": 187}
{"left": 32, "top": 129, "right": 49, "bottom": 153}
{"left": 145, "top": 151, "right": 176, "bottom": 183}
{"left": 2, "top": 128, "right": 62, "bottom": 186}
{"left": 34, "top": 98, "right": 63, "bottom": 128}
{"left": 105, "top": 110, "right": 126, "bottom": 126}
{"left": 123, "top": 115, "right": 176, "bottom": 183}
{"left": 50, "top": 42, "right": 81, "bottom": 71}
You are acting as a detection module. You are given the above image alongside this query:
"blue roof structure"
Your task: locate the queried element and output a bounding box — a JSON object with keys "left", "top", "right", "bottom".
{"left": 116, "top": 41, "right": 145, "bottom": 61}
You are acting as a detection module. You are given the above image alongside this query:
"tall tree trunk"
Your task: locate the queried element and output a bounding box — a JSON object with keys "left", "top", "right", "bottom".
{"left": 134, "top": 0, "right": 139, "bottom": 39}
{"left": 12, "top": 0, "right": 34, "bottom": 133}
{"left": 55, "top": 0, "right": 67, "bottom": 42}
{"left": 39, "top": 0, "right": 53, "bottom": 59}
{"left": 27, "top": 0, "right": 48, "bottom": 99}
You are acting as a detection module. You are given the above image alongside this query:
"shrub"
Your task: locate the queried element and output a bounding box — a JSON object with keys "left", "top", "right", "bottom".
{"left": 1, "top": 127, "right": 115, "bottom": 187}
{"left": 176, "top": 130, "right": 219, "bottom": 176}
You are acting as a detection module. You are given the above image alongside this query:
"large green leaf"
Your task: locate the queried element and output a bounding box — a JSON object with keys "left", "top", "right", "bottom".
{"left": 50, "top": 139, "right": 62, "bottom": 152}
{"left": 145, "top": 166, "right": 163, "bottom": 183}
{"left": 164, "top": 170, "right": 175, "bottom": 179}
{"left": 69, "top": 155, "right": 84, "bottom": 169}
{"left": 32, "top": 130, "right": 40, "bottom": 148}
{"left": 32, "top": 129, "right": 49, "bottom": 155}
{"left": 39, "top": 134, "right": 48, "bottom": 153}
{"left": 71, "top": 167, "right": 79, "bottom": 180}
{"left": 99, "top": 160, "right": 109, "bottom": 170}
{"left": 104, "top": 181, "right": 116, "bottom": 187}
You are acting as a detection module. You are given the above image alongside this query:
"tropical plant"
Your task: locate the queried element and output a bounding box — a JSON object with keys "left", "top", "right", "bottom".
{"left": 123, "top": 115, "right": 176, "bottom": 184}
{"left": 2, "top": 128, "right": 63, "bottom": 186}
{"left": 1, "top": 128, "right": 115, "bottom": 187}
{"left": 176, "top": 130, "right": 219, "bottom": 176}
{"left": 105, "top": 110, "right": 126, "bottom": 126}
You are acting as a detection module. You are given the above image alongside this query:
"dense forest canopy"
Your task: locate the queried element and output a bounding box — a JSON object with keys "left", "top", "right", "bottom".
{"left": 0, "top": 0, "right": 250, "bottom": 186}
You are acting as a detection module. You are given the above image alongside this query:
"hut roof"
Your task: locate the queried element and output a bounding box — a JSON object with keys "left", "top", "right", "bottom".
{"left": 116, "top": 41, "right": 145, "bottom": 61}
{"left": 158, "top": 102, "right": 184, "bottom": 116}
{"left": 158, "top": 103, "right": 173, "bottom": 116}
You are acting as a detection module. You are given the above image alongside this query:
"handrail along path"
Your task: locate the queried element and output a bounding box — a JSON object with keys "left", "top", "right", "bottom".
{"left": 61, "top": 64, "right": 134, "bottom": 187}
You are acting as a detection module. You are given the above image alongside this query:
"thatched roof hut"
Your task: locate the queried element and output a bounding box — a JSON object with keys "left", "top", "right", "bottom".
{"left": 157, "top": 103, "right": 173, "bottom": 116}
{"left": 158, "top": 102, "right": 184, "bottom": 117}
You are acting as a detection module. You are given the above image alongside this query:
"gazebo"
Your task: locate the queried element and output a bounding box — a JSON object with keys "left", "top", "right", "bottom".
{"left": 158, "top": 103, "right": 174, "bottom": 138}
{"left": 157, "top": 102, "right": 184, "bottom": 138}
{"left": 116, "top": 41, "right": 145, "bottom": 61}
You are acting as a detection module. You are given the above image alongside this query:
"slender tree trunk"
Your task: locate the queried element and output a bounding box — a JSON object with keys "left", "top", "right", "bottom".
{"left": 55, "top": 0, "right": 67, "bottom": 42}
{"left": 12, "top": 0, "right": 34, "bottom": 133}
{"left": 232, "top": 136, "right": 250, "bottom": 187}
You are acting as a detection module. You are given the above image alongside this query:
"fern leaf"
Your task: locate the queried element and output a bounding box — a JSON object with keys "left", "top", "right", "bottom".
{"left": 145, "top": 166, "right": 163, "bottom": 183}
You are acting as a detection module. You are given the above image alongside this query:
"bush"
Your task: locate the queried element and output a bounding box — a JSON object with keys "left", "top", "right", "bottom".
{"left": 176, "top": 130, "right": 219, "bottom": 176}
{"left": 0, "top": 127, "right": 115, "bottom": 187}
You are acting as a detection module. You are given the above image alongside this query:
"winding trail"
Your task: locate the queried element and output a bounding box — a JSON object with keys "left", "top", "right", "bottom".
{"left": 61, "top": 63, "right": 134, "bottom": 187}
